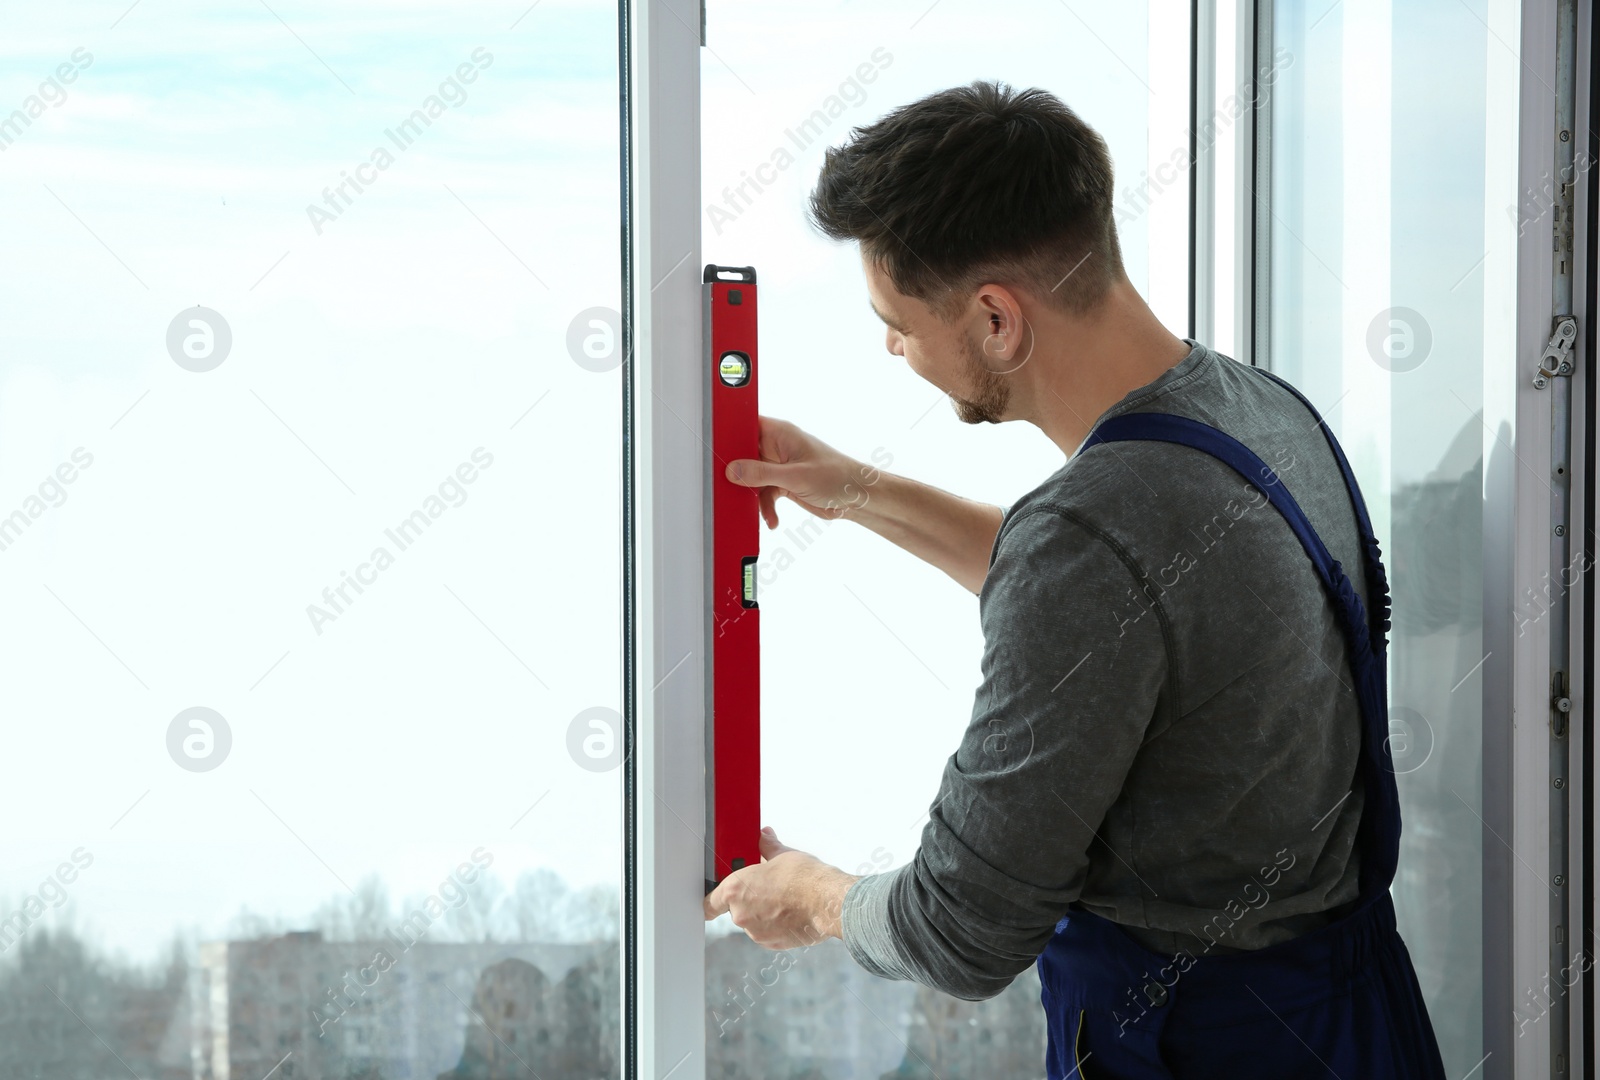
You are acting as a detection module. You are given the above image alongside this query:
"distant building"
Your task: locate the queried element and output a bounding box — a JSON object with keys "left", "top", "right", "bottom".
{"left": 190, "top": 930, "right": 1044, "bottom": 1080}
{"left": 192, "top": 931, "right": 615, "bottom": 1080}
{"left": 704, "top": 934, "right": 1046, "bottom": 1080}
{"left": 889, "top": 978, "right": 1049, "bottom": 1079}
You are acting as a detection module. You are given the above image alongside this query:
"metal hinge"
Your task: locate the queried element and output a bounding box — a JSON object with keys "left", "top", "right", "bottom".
{"left": 1534, "top": 316, "right": 1578, "bottom": 388}
{"left": 699, "top": 0, "right": 705, "bottom": 45}
{"left": 1553, "top": 670, "right": 1571, "bottom": 736}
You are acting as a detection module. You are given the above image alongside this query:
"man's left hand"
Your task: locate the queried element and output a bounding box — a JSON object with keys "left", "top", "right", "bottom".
{"left": 702, "top": 826, "right": 860, "bottom": 950}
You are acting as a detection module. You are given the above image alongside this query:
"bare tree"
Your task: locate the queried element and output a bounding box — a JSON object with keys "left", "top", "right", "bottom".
{"left": 307, "top": 874, "right": 392, "bottom": 941}
{"left": 510, "top": 868, "right": 572, "bottom": 941}
{"left": 569, "top": 883, "right": 620, "bottom": 942}
{"left": 446, "top": 871, "right": 506, "bottom": 943}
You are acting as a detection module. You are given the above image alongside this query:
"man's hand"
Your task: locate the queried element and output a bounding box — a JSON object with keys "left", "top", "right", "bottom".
{"left": 703, "top": 826, "right": 861, "bottom": 950}
{"left": 726, "top": 416, "right": 1002, "bottom": 596}
{"left": 724, "top": 416, "right": 884, "bottom": 530}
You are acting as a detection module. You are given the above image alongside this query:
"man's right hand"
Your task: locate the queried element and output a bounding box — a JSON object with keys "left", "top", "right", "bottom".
{"left": 723, "top": 415, "right": 1006, "bottom": 597}
{"left": 724, "top": 416, "right": 882, "bottom": 529}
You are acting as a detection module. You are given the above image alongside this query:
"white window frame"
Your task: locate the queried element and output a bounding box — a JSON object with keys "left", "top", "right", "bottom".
{"left": 623, "top": 0, "right": 708, "bottom": 1077}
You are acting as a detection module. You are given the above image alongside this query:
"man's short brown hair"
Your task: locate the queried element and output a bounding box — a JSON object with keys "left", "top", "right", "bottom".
{"left": 808, "top": 79, "right": 1123, "bottom": 322}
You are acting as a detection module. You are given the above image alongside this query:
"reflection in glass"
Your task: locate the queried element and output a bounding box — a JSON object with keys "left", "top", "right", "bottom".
{"left": 1268, "top": 0, "right": 1503, "bottom": 1072}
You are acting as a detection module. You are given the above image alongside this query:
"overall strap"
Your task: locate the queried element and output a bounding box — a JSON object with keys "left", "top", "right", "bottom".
{"left": 1253, "top": 368, "right": 1393, "bottom": 657}
{"left": 1079, "top": 409, "right": 1401, "bottom": 896}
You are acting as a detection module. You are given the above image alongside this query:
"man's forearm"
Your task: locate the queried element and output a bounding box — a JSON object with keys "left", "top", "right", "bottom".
{"left": 810, "top": 863, "right": 859, "bottom": 942}
{"left": 847, "top": 471, "right": 1005, "bottom": 595}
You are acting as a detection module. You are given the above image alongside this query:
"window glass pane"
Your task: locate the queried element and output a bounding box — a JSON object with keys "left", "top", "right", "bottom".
{"left": 701, "top": 3, "right": 1187, "bottom": 1071}
{"left": 1267, "top": 1, "right": 1508, "bottom": 1072}
{"left": 0, "top": 3, "right": 622, "bottom": 1076}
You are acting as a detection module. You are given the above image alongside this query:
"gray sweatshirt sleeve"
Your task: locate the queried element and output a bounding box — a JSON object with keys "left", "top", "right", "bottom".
{"left": 838, "top": 506, "right": 1171, "bottom": 1000}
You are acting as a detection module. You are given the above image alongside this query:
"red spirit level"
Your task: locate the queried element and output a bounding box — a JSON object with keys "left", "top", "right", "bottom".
{"left": 703, "top": 264, "right": 760, "bottom": 893}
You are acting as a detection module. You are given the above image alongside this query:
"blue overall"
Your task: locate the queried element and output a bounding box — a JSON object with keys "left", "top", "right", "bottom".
{"left": 1035, "top": 372, "right": 1447, "bottom": 1078}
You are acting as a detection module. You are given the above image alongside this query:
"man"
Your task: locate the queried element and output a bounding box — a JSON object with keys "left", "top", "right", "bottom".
{"left": 701, "top": 80, "right": 1445, "bottom": 1077}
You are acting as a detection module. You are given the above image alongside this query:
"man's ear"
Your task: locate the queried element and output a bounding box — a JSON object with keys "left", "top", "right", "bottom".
{"left": 974, "top": 283, "right": 1029, "bottom": 372}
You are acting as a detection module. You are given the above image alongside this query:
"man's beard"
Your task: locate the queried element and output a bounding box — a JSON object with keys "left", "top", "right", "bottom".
{"left": 950, "top": 335, "right": 1012, "bottom": 425}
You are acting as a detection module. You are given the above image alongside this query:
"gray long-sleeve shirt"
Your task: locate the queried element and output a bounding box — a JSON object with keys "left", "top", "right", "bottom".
{"left": 839, "top": 340, "right": 1371, "bottom": 1001}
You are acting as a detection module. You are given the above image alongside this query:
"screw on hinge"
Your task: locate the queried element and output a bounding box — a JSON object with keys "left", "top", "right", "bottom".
{"left": 1536, "top": 317, "right": 1579, "bottom": 388}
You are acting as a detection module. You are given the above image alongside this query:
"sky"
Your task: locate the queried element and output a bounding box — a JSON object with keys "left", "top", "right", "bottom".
{"left": 0, "top": 0, "right": 628, "bottom": 963}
